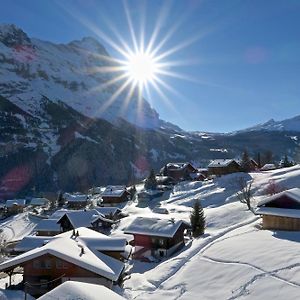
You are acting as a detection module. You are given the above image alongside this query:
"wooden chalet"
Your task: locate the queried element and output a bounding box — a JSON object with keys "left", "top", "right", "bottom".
{"left": 35, "top": 219, "right": 62, "bottom": 236}
{"left": 160, "top": 162, "right": 198, "bottom": 182}
{"left": 101, "top": 186, "right": 130, "bottom": 206}
{"left": 57, "top": 209, "right": 114, "bottom": 233}
{"left": 208, "top": 159, "right": 241, "bottom": 176}
{"left": 256, "top": 188, "right": 300, "bottom": 231}
{"left": 63, "top": 193, "right": 90, "bottom": 209}
{"left": 124, "top": 217, "right": 190, "bottom": 260}
{"left": 5, "top": 199, "right": 26, "bottom": 215}
{"left": 0, "top": 227, "right": 127, "bottom": 297}
{"left": 30, "top": 198, "right": 50, "bottom": 207}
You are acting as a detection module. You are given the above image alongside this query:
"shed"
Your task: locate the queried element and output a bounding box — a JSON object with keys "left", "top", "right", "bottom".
{"left": 256, "top": 188, "right": 300, "bottom": 230}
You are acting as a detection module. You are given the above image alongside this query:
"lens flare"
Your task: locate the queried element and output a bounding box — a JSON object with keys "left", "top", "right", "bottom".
{"left": 124, "top": 51, "right": 159, "bottom": 87}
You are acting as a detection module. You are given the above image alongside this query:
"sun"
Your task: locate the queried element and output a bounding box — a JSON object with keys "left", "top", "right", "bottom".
{"left": 123, "top": 51, "right": 159, "bottom": 87}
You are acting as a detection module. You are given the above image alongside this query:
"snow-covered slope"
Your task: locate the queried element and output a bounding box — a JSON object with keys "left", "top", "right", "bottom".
{"left": 111, "top": 165, "right": 300, "bottom": 300}
{"left": 0, "top": 24, "right": 159, "bottom": 128}
{"left": 238, "top": 115, "right": 300, "bottom": 133}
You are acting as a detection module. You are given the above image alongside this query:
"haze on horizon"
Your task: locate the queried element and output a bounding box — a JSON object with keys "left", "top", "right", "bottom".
{"left": 1, "top": 0, "right": 300, "bottom": 133}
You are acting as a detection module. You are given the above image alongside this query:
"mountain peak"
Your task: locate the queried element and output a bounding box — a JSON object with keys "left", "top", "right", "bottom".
{"left": 68, "top": 36, "right": 108, "bottom": 55}
{"left": 0, "top": 23, "right": 31, "bottom": 47}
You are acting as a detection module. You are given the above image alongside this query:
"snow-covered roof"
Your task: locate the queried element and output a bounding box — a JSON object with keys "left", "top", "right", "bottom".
{"left": 255, "top": 207, "right": 300, "bottom": 219}
{"left": 5, "top": 199, "right": 26, "bottom": 208}
{"left": 102, "top": 186, "right": 128, "bottom": 197}
{"left": 190, "top": 172, "right": 205, "bottom": 179}
{"left": 15, "top": 236, "right": 54, "bottom": 252}
{"left": 261, "top": 164, "right": 276, "bottom": 171}
{"left": 257, "top": 188, "right": 300, "bottom": 207}
{"left": 37, "top": 281, "right": 125, "bottom": 300}
{"left": 64, "top": 193, "right": 88, "bottom": 202}
{"left": 49, "top": 209, "right": 77, "bottom": 219}
{"left": 30, "top": 197, "right": 49, "bottom": 206}
{"left": 34, "top": 219, "right": 61, "bottom": 232}
{"left": 57, "top": 209, "right": 112, "bottom": 228}
{"left": 124, "top": 217, "right": 190, "bottom": 238}
{"left": 94, "top": 207, "right": 122, "bottom": 216}
{"left": 208, "top": 159, "right": 239, "bottom": 168}
{"left": 166, "top": 162, "right": 194, "bottom": 170}
{"left": 0, "top": 227, "right": 125, "bottom": 282}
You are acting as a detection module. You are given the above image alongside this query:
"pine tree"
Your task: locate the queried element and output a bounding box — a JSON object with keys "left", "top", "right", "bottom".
{"left": 144, "top": 169, "right": 158, "bottom": 190}
{"left": 256, "top": 152, "right": 262, "bottom": 168}
{"left": 282, "top": 154, "right": 290, "bottom": 168}
{"left": 190, "top": 199, "right": 205, "bottom": 237}
{"left": 240, "top": 150, "right": 251, "bottom": 172}
{"left": 57, "top": 191, "right": 64, "bottom": 207}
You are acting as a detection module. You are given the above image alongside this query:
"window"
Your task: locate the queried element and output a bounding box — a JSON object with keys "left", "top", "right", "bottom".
{"left": 33, "top": 260, "right": 41, "bottom": 269}
{"left": 56, "top": 260, "right": 68, "bottom": 269}
{"left": 159, "top": 239, "right": 165, "bottom": 246}
{"left": 37, "top": 259, "right": 52, "bottom": 269}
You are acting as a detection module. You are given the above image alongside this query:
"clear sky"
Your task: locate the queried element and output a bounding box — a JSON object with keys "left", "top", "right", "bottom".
{"left": 1, "top": 0, "right": 300, "bottom": 132}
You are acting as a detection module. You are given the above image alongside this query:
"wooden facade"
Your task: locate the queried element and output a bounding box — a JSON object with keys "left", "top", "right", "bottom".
{"left": 262, "top": 215, "right": 300, "bottom": 231}
{"left": 208, "top": 161, "right": 241, "bottom": 176}
{"left": 163, "top": 163, "right": 197, "bottom": 182}
{"left": 101, "top": 191, "right": 130, "bottom": 205}
{"left": 22, "top": 254, "right": 112, "bottom": 297}
{"left": 132, "top": 223, "right": 187, "bottom": 258}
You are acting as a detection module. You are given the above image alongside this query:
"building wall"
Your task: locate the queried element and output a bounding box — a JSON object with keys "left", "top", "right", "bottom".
{"left": 208, "top": 162, "right": 241, "bottom": 176}
{"left": 102, "top": 193, "right": 128, "bottom": 204}
{"left": 262, "top": 215, "right": 300, "bottom": 231}
{"left": 23, "top": 254, "right": 112, "bottom": 296}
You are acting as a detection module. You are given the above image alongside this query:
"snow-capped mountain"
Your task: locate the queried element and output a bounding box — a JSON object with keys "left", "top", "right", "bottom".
{"left": 238, "top": 115, "right": 300, "bottom": 133}
{"left": 0, "top": 24, "right": 159, "bottom": 128}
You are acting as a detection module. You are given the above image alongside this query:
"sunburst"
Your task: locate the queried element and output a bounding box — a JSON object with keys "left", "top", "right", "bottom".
{"left": 59, "top": 0, "right": 210, "bottom": 122}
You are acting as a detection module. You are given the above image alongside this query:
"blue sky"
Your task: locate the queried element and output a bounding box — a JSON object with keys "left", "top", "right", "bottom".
{"left": 1, "top": 0, "right": 300, "bottom": 132}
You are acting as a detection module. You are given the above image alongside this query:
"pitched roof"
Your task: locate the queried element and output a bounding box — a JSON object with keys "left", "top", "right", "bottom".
{"left": 30, "top": 198, "right": 49, "bottom": 206}
{"left": 94, "top": 207, "right": 122, "bottom": 216}
{"left": 260, "top": 164, "right": 276, "bottom": 171}
{"left": 255, "top": 207, "right": 300, "bottom": 219}
{"left": 257, "top": 188, "right": 300, "bottom": 207}
{"left": 37, "top": 281, "right": 125, "bottom": 300}
{"left": 208, "top": 159, "right": 239, "bottom": 168}
{"left": 102, "top": 186, "right": 128, "bottom": 198}
{"left": 57, "top": 209, "right": 113, "bottom": 228}
{"left": 165, "top": 162, "right": 194, "bottom": 170}
{"left": 64, "top": 193, "right": 89, "bottom": 202}
{"left": 14, "top": 236, "right": 54, "bottom": 253}
{"left": 34, "top": 219, "right": 61, "bottom": 232}
{"left": 5, "top": 199, "right": 26, "bottom": 208}
{"left": 0, "top": 227, "right": 125, "bottom": 282}
{"left": 124, "top": 217, "right": 190, "bottom": 238}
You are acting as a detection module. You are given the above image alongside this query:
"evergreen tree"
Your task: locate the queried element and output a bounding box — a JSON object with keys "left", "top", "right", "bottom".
{"left": 282, "top": 154, "right": 290, "bottom": 168}
{"left": 162, "top": 165, "right": 168, "bottom": 176}
{"left": 240, "top": 150, "right": 252, "bottom": 172}
{"left": 256, "top": 152, "right": 262, "bottom": 168}
{"left": 144, "top": 169, "right": 158, "bottom": 190}
{"left": 57, "top": 191, "right": 64, "bottom": 207}
{"left": 190, "top": 199, "right": 205, "bottom": 237}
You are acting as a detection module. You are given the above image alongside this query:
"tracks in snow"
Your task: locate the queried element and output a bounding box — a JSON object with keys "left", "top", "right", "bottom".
{"left": 131, "top": 216, "right": 259, "bottom": 299}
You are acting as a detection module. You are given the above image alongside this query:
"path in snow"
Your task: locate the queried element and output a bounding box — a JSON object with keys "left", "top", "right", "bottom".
{"left": 127, "top": 216, "right": 259, "bottom": 299}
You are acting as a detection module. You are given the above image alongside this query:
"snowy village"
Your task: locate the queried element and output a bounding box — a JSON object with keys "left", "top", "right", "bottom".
{"left": 1, "top": 1, "right": 300, "bottom": 299}
{"left": 0, "top": 156, "right": 300, "bottom": 299}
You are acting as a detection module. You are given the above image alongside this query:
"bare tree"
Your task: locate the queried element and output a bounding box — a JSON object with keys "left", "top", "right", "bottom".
{"left": 236, "top": 177, "right": 253, "bottom": 211}
{"left": 263, "top": 179, "right": 286, "bottom": 195}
